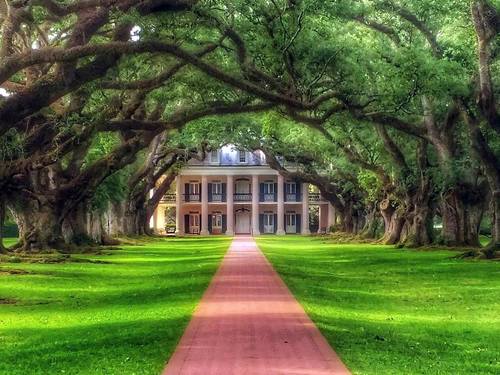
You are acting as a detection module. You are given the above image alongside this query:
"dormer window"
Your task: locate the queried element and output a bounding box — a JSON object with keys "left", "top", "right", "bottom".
{"left": 239, "top": 150, "right": 247, "bottom": 163}
{"left": 210, "top": 150, "right": 219, "bottom": 164}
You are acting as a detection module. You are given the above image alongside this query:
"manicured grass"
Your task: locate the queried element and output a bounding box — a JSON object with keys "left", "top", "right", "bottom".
{"left": 256, "top": 236, "right": 500, "bottom": 375}
{"left": 0, "top": 237, "right": 231, "bottom": 375}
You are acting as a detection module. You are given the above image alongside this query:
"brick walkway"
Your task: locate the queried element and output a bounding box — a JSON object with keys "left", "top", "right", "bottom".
{"left": 163, "top": 237, "right": 351, "bottom": 375}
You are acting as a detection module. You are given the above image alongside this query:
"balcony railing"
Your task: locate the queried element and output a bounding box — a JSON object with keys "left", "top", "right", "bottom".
{"left": 308, "top": 193, "right": 325, "bottom": 202}
{"left": 234, "top": 193, "right": 252, "bottom": 202}
{"left": 285, "top": 193, "right": 301, "bottom": 202}
{"left": 209, "top": 194, "right": 226, "bottom": 202}
{"left": 163, "top": 192, "right": 325, "bottom": 203}
{"left": 260, "top": 193, "right": 277, "bottom": 202}
{"left": 183, "top": 193, "right": 201, "bottom": 202}
{"left": 161, "top": 193, "right": 176, "bottom": 203}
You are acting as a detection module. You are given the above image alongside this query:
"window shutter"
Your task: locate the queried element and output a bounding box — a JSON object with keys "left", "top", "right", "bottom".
{"left": 296, "top": 214, "right": 301, "bottom": 234}
{"left": 208, "top": 183, "right": 212, "bottom": 202}
{"left": 296, "top": 183, "right": 301, "bottom": 202}
{"left": 284, "top": 182, "right": 288, "bottom": 201}
{"left": 208, "top": 214, "right": 212, "bottom": 234}
{"left": 273, "top": 183, "right": 278, "bottom": 201}
{"left": 259, "top": 214, "right": 264, "bottom": 233}
{"left": 273, "top": 214, "right": 278, "bottom": 233}
{"left": 222, "top": 215, "right": 227, "bottom": 233}
{"left": 199, "top": 214, "right": 202, "bottom": 232}
{"left": 198, "top": 184, "right": 202, "bottom": 200}
{"left": 184, "top": 184, "right": 190, "bottom": 201}
{"left": 259, "top": 183, "right": 264, "bottom": 202}
{"left": 184, "top": 215, "right": 189, "bottom": 234}
{"left": 222, "top": 183, "right": 227, "bottom": 202}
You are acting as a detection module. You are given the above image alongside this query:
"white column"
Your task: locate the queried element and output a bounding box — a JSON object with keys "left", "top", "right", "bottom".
{"left": 200, "top": 175, "right": 209, "bottom": 235}
{"left": 226, "top": 175, "right": 234, "bottom": 235}
{"left": 276, "top": 174, "right": 285, "bottom": 235}
{"left": 152, "top": 209, "right": 158, "bottom": 233}
{"left": 301, "top": 183, "right": 310, "bottom": 234}
{"left": 175, "top": 176, "right": 183, "bottom": 235}
{"left": 252, "top": 175, "right": 260, "bottom": 235}
{"left": 328, "top": 203, "right": 336, "bottom": 231}
{"left": 150, "top": 188, "right": 158, "bottom": 232}
{"left": 317, "top": 205, "right": 323, "bottom": 234}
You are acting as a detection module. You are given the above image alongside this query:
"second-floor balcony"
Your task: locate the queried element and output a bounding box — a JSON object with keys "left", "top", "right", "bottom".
{"left": 162, "top": 191, "right": 326, "bottom": 204}
{"left": 260, "top": 193, "right": 277, "bottom": 202}
{"left": 308, "top": 193, "right": 325, "bottom": 203}
{"left": 183, "top": 193, "right": 201, "bottom": 202}
{"left": 209, "top": 194, "right": 226, "bottom": 202}
{"left": 161, "top": 193, "right": 176, "bottom": 203}
{"left": 234, "top": 193, "right": 252, "bottom": 202}
{"left": 285, "top": 193, "right": 301, "bottom": 202}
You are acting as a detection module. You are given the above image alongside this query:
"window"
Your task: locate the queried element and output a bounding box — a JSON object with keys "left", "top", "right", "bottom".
{"left": 286, "top": 214, "right": 296, "bottom": 226}
{"left": 264, "top": 214, "right": 274, "bottom": 226}
{"left": 210, "top": 150, "right": 219, "bottom": 163}
{"left": 239, "top": 150, "right": 247, "bottom": 163}
{"left": 235, "top": 179, "right": 250, "bottom": 193}
{"left": 189, "top": 182, "right": 200, "bottom": 194}
{"left": 264, "top": 182, "right": 275, "bottom": 194}
{"left": 212, "top": 214, "right": 222, "bottom": 228}
{"left": 286, "top": 182, "right": 296, "bottom": 194}
{"left": 212, "top": 182, "right": 222, "bottom": 195}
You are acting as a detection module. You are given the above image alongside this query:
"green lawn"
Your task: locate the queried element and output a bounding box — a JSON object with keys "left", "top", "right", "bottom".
{"left": 0, "top": 237, "right": 230, "bottom": 375}
{"left": 256, "top": 236, "right": 500, "bottom": 375}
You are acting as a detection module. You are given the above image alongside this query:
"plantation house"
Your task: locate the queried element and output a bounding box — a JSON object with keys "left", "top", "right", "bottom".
{"left": 151, "top": 145, "right": 336, "bottom": 235}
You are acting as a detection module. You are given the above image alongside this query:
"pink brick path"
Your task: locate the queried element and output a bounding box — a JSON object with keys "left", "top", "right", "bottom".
{"left": 163, "top": 236, "right": 351, "bottom": 375}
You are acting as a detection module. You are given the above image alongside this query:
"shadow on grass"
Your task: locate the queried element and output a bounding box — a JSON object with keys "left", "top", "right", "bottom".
{"left": 0, "top": 316, "right": 191, "bottom": 374}
{"left": 256, "top": 236, "right": 500, "bottom": 375}
{"left": 0, "top": 237, "right": 230, "bottom": 375}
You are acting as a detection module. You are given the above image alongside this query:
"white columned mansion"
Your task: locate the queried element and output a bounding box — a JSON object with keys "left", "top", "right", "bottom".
{"left": 151, "top": 145, "right": 337, "bottom": 235}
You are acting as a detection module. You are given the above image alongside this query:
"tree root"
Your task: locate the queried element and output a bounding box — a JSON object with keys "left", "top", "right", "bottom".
{"left": 456, "top": 244, "right": 500, "bottom": 260}
{"left": 323, "top": 231, "right": 375, "bottom": 244}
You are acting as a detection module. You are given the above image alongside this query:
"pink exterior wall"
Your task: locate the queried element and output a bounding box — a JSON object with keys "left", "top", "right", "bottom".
{"left": 152, "top": 171, "right": 331, "bottom": 235}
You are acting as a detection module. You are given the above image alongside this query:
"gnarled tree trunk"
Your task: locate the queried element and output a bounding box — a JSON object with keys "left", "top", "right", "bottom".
{"left": 9, "top": 197, "right": 65, "bottom": 252}
{"left": 338, "top": 201, "right": 356, "bottom": 233}
{"left": 490, "top": 189, "right": 500, "bottom": 251}
{"left": 379, "top": 198, "right": 406, "bottom": 244}
{"left": 402, "top": 188, "right": 434, "bottom": 247}
{"left": 360, "top": 203, "right": 381, "bottom": 239}
{"left": 440, "top": 185, "right": 486, "bottom": 247}
{"left": 0, "top": 197, "right": 6, "bottom": 253}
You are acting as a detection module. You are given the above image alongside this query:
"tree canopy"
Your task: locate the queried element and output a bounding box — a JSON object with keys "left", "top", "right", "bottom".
{"left": 0, "top": 0, "right": 498, "bottom": 257}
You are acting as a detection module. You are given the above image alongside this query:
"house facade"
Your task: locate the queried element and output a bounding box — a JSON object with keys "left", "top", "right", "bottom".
{"left": 151, "top": 145, "right": 336, "bottom": 235}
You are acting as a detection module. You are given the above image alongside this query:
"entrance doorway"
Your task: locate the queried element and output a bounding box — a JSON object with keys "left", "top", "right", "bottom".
{"left": 189, "top": 214, "right": 200, "bottom": 234}
{"left": 263, "top": 213, "right": 275, "bottom": 234}
{"left": 285, "top": 213, "right": 297, "bottom": 233}
{"left": 235, "top": 209, "right": 251, "bottom": 234}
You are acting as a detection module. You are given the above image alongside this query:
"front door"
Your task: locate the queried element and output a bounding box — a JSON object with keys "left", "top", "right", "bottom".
{"left": 286, "top": 213, "right": 297, "bottom": 233}
{"left": 211, "top": 213, "right": 223, "bottom": 234}
{"left": 264, "top": 213, "right": 274, "bottom": 234}
{"left": 189, "top": 214, "right": 200, "bottom": 234}
{"left": 235, "top": 212, "right": 251, "bottom": 234}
